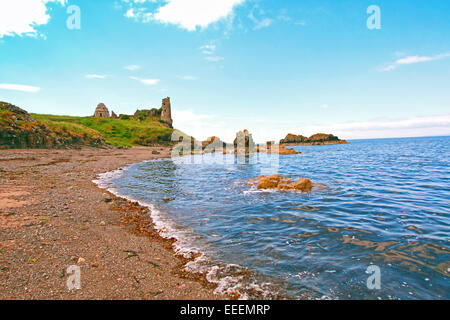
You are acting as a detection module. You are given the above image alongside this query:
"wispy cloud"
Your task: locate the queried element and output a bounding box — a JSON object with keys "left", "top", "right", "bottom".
{"left": 122, "top": 0, "right": 246, "bottom": 31}
{"left": 85, "top": 74, "right": 107, "bottom": 79}
{"left": 248, "top": 7, "right": 273, "bottom": 30}
{"left": 199, "top": 42, "right": 224, "bottom": 62}
{"left": 320, "top": 104, "right": 329, "bottom": 109}
{"left": 129, "top": 76, "right": 160, "bottom": 85}
{"left": 0, "top": 0, "right": 67, "bottom": 38}
{"left": 124, "top": 65, "right": 141, "bottom": 71}
{"left": 199, "top": 44, "right": 216, "bottom": 55}
{"left": 379, "top": 53, "right": 450, "bottom": 72}
{"left": 0, "top": 83, "right": 41, "bottom": 93}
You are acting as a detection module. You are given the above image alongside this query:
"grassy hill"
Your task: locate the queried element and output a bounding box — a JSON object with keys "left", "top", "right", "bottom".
{"left": 0, "top": 102, "right": 175, "bottom": 149}
{"left": 32, "top": 114, "right": 174, "bottom": 147}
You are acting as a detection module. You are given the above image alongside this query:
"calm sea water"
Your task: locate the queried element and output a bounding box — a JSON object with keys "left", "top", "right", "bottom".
{"left": 106, "top": 136, "right": 449, "bottom": 299}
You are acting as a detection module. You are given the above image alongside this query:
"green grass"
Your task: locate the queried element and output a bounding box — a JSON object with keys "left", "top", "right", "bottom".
{"left": 31, "top": 114, "right": 174, "bottom": 147}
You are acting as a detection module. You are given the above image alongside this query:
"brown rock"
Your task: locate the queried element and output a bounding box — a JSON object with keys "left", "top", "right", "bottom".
{"left": 252, "top": 174, "right": 313, "bottom": 192}
{"left": 280, "top": 133, "right": 347, "bottom": 145}
{"left": 278, "top": 178, "right": 313, "bottom": 192}
{"left": 280, "top": 133, "right": 307, "bottom": 144}
{"left": 268, "top": 145, "right": 300, "bottom": 155}
{"left": 257, "top": 175, "right": 281, "bottom": 189}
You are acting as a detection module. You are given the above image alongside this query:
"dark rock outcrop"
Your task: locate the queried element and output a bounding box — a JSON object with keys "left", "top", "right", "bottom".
{"left": 280, "top": 133, "right": 347, "bottom": 145}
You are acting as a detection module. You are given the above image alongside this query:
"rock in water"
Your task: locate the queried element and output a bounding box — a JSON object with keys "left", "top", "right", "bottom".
{"left": 252, "top": 174, "right": 313, "bottom": 192}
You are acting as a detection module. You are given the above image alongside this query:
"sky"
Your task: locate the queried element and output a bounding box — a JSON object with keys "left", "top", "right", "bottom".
{"left": 0, "top": 0, "right": 449, "bottom": 143}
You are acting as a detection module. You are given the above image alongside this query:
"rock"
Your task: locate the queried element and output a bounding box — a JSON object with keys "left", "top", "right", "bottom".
{"left": 77, "top": 257, "right": 86, "bottom": 264}
{"left": 257, "top": 174, "right": 281, "bottom": 189}
{"left": 234, "top": 129, "right": 256, "bottom": 154}
{"left": 152, "top": 150, "right": 161, "bottom": 155}
{"left": 251, "top": 174, "right": 313, "bottom": 192}
{"left": 278, "top": 178, "right": 313, "bottom": 192}
{"left": 267, "top": 145, "right": 301, "bottom": 155}
{"left": 308, "top": 133, "right": 339, "bottom": 142}
{"left": 280, "top": 133, "right": 308, "bottom": 144}
{"left": 202, "top": 136, "right": 226, "bottom": 152}
{"left": 280, "top": 133, "right": 347, "bottom": 145}
{"left": 111, "top": 111, "right": 118, "bottom": 119}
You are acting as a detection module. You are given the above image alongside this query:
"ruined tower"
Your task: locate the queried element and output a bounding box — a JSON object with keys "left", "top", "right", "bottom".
{"left": 160, "top": 97, "right": 173, "bottom": 128}
{"left": 94, "top": 103, "right": 110, "bottom": 118}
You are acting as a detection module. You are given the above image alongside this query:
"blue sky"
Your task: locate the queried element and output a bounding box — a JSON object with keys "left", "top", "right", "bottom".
{"left": 0, "top": 0, "right": 449, "bottom": 142}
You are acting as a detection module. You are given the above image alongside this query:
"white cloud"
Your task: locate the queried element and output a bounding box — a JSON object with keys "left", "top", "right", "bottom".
{"left": 0, "top": 0, "right": 66, "bottom": 38}
{"left": 0, "top": 83, "right": 41, "bottom": 93}
{"left": 85, "top": 74, "right": 107, "bottom": 79}
{"left": 291, "top": 114, "right": 450, "bottom": 140}
{"left": 174, "top": 112, "right": 450, "bottom": 143}
{"left": 172, "top": 109, "right": 226, "bottom": 140}
{"left": 320, "top": 104, "right": 329, "bottom": 109}
{"left": 380, "top": 53, "right": 450, "bottom": 72}
{"left": 200, "top": 44, "right": 216, "bottom": 55}
{"left": 122, "top": 0, "right": 246, "bottom": 31}
{"left": 124, "top": 65, "right": 141, "bottom": 71}
{"left": 130, "top": 76, "right": 160, "bottom": 85}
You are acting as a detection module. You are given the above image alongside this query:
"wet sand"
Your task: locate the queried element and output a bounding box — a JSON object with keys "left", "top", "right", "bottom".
{"left": 0, "top": 147, "right": 225, "bottom": 300}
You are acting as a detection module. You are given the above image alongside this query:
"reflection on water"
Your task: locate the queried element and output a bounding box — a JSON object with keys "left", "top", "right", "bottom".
{"left": 112, "top": 136, "right": 450, "bottom": 299}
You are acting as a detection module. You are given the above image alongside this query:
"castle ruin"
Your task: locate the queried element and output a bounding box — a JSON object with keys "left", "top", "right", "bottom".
{"left": 93, "top": 97, "right": 173, "bottom": 128}
{"left": 160, "top": 97, "right": 173, "bottom": 128}
{"left": 94, "top": 103, "right": 110, "bottom": 118}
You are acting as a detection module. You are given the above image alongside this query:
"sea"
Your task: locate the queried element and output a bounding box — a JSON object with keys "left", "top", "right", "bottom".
{"left": 95, "top": 136, "right": 450, "bottom": 300}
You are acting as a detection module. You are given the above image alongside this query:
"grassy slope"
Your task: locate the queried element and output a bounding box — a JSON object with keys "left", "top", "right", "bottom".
{"left": 32, "top": 114, "right": 174, "bottom": 147}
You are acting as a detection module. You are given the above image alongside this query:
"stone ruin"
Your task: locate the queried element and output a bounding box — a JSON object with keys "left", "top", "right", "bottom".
{"left": 93, "top": 97, "right": 173, "bottom": 128}
{"left": 94, "top": 103, "right": 110, "bottom": 118}
{"left": 160, "top": 97, "right": 173, "bottom": 128}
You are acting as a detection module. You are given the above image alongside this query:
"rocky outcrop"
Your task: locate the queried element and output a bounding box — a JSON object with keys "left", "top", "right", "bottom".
{"left": 280, "top": 133, "right": 347, "bottom": 145}
{"left": 111, "top": 111, "right": 118, "bottom": 119}
{"left": 234, "top": 129, "right": 256, "bottom": 154}
{"left": 249, "top": 174, "right": 313, "bottom": 192}
{"left": 202, "top": 136, "right": 226, "bottom": 151}
{"left": 280, "top": 134, "right": 308, "bottom": 144}
{"left": 0, "top": 102, "right": 105, "bottom": 149}
{"left": 267, "top": 144, "right": 301, "bottom": 155}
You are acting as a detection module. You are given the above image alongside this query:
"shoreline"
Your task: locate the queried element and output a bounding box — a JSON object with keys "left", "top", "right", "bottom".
{"left": 0, "top": 146, "right": 227, "bottom": 299}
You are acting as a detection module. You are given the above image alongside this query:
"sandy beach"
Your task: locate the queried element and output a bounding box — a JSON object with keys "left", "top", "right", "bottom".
{"left": 0, "top": 146, "right": 225, "bottom": 300}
